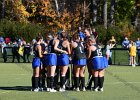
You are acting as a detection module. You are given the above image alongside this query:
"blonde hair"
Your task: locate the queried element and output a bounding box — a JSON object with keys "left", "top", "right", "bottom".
{"left": 88, "top": 37, "right": 95, "bottom": 43}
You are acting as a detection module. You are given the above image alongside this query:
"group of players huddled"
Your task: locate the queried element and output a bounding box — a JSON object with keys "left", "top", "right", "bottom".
{"left": 31, "top": 28, "right": 108, "bottom": 92}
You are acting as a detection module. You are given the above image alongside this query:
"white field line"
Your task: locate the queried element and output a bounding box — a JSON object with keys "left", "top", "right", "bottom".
{"left": 0, "top": 91, "right": 11, "bottom": 95}
{"left": 105, "top": 82, "right": 140, "bottom": 85}
{"left": 0, "top": 74, "right": 30, "bottom": 76}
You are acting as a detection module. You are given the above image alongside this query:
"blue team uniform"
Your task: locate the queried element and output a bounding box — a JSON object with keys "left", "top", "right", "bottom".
{"left": 91, "top": 45, "right": 108, "bottom": 70}
{"left": 57, "top": 40, "right": 69, "bottom": 66}
{"left": 73, "top": 42, "right": 87, "bottom": 66}
{"left": 32, "top": 44, "right": 42, "bottom": 68}
{"left": 44, "top": 39, "right": 57, "bottom": 66}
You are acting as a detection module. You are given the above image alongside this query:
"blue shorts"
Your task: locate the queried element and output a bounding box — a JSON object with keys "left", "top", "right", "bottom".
{"left": 57, "top": 54, "right": 69, "bottom": 66}
{"left": 44, "top": 53, "right": 57, "bottom": 66}
{"left": 32, "top": 57, "right": 41, "bottom": 68}
{"left": 91, "top": 56, "right": 108, "bottom": 70}
{"left": 73, "top": 59, "right": 87, "bottom": 66}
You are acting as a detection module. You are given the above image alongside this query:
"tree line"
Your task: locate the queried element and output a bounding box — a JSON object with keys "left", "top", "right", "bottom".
{"left": 0, "top": 0, "right": 140, "bottom": 43}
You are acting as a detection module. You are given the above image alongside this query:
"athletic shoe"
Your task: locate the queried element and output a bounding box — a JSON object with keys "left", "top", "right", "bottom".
{"left": 46, "top": 88, "right": 50, "bottom": 92}
{"left": 39, "top": 88, "right": 43, "bottom": 91}
{"left": 59, "top": 88, "right": 65, "bottom": 92}
{"left": 74, "top": 87, "right": 80, "bottom": 92}
{"left": 33, "top": 88, "right": 39, "bottom": 92}
{"left": 132, "top": 64, "right": 136, "bottom": 67}
{"left": 99, "top": 88, "right": 103, "bottom": 92}
{"left": 81, "top": 87, "right": 86, "bottom": 91}
{"left": 49, "top": 88, "right": 57, "bottom": 92}
{"left": 93, "top": 87, "right": 98, "bottom": 92}
{"left": 63, "top": 85, "right": 66, "bottom": 90}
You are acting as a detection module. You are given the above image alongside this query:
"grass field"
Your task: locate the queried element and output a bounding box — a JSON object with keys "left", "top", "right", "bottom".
{"left": 0, "top": 63, "right": 140, "bottom": 100}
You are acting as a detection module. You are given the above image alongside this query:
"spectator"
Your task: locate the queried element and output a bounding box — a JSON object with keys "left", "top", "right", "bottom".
{"left": 18, "top": 41, "right": 26, "bottom": 62}
{"left": 24, "top": 43, "right": 31, "bottom": 63}
{"left": 5, "top": 37, "right": 11, "bottom": 44}
{"left": 30, "top": 39, "right": 36, "bottom": 55}
{"left": 129, "top": 41, "right": 137, "bottom": 67}
{"left": 92, "top": 28, "right": 98, "bottom": 40}
{"left": 78, "top": 27, "right": 85, "bottom": 41}
{"left": 0, "top": 36, "right": 4, "bottom": 43}
{"left": 110, "top": 36, "right": 116, "bottom": 47}
{"left": 1, "top": 41, "right": 6, "bottom": 54}
{"left": 136, "top": 38, "right": 140, "bottom": 65}
{"left": 122, "top": 36, "right": 129, "bottom": 48}
{"left": 12, "top": 41, "right": 20, "bottom": 63}
{"left": 105, "top": 40, "right": 115, "bottom": 65}
{"left": 1, "top": 41, "right": 7, "bottom": 62}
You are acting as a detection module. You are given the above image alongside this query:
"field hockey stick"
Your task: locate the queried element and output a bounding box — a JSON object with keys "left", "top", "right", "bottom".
{"left": 86, "top": 59, "right": 93, "bottom": 87}
{"left": 70, "top": 60, "right": 74, "bottom": 89}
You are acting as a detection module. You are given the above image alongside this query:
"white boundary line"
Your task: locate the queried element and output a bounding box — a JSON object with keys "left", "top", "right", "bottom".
{"left": 0, "top": 74, "right": 30, "bottom": 76}
{"left": 105, "top": 82, "right": 140, "bottom": 84}
{"left": 0, "top": 91, "right": 11, "bottom": 95}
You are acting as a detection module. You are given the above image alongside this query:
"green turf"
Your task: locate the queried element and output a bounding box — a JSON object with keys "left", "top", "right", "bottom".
{"left": 0, "top": 63, "right": 140, "bottom": 100}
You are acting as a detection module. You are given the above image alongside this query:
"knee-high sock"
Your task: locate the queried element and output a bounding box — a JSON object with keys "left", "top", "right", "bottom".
{"left": 38, "top": 77, "right": 42, "bottom": 88}
{"left": 50, "top": 76, "right": 54, "bottom": 89}
{"left": 42, "top": 76, "right": 46, "bottom": 88}
{"left": 47, "top": 77, "right": 50, "bottom": 88}
{"left": 93, "top": 77, "right": 98, "bottom": 89}
{"left": 60, "top": 76, "right": 66, "bottom": 88}
{"left": 31, "top": 77, "right": 35, "bottom": 88}
{"left": 34, "top": 77, "right": 39, "bottom": 89}
{"left": 99, "top": 76, "right": 104, "bottom": 88}
{"left": 74, "top": 77, "right": 79, "bottom": 88}
{"left": 80, "top": 77, "right": 85, "bottom": 88}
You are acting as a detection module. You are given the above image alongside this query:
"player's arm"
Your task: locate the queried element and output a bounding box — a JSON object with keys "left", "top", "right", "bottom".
{"left": 66, "top": 41, "right": 71, "bottom": 55}
{"left": 87, "top": 46, "right": 92, "bottom": 59}
{"left": 54, "top": 39, "right": 67, "bottom": 54}
{"left": 37, "top": 45, "right": 43, "bottom": 58}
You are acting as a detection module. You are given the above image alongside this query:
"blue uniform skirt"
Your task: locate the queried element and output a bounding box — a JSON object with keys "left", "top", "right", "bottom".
{"left": 73, "top": 59, "right": 87, "bottom": 66}
{"left": 44, "top": 53, "right": 57, "bottom": 66}
{"left": 32, "top": 57, "right": 41, "bottom": 68}
{"left": 91, "top": 56, "right": 108, "bottom": 70}
{"left": 57, "top": 54, "right": 69, "bottom": 66}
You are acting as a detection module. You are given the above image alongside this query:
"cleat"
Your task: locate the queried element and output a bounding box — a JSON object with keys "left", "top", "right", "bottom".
{"left": 49, "top": 88, "right": 57, "bottom": 92}
{"left": 99, "top": 88, "right": 104, "bottom": 92}
{"left": 93, "top": 87, "right": 98, "bottom": 92}
{"left": 33, "top": 88, "right": 39, "bottom": 92}
{"left": 59, "top": 88, "right": 65, "bottom": 92}
{"left": 132, "top": 64, "right": 136, "bottom": 67}
{"left": 74, "top": 88, "right": 80, "bottom": 92}
{"left": 46, "top": 88, "right": 50, "bottom": 92}
{"left": 39, "top": 88, "right": 43, "bottom": 91}
{"left": 81, "top": 87, "right": 86, "bottom": 91}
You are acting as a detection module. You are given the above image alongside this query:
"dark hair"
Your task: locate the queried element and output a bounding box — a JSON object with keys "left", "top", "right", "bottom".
{"left": 73, "top": 34, "right": 80, "bottom": 41}
{"left": 60, "top": 32, "right": 68, "bottom": 39}
{"left": 36, "top": 36, "right": 43, "bottom": 42}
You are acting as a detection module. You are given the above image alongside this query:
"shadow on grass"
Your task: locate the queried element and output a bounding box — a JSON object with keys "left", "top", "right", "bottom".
{"left": 0, "top": 86, "right": 32, "bottom": 91}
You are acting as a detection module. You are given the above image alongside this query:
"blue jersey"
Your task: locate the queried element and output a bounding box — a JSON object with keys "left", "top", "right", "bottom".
{"left": 57, "top": 40, "right": 69, "bottom": 66}
{"left": 136, "top": 40, "right": 140, "bottom": 48}
{"left": 91, "top": 45, "right": 102, "bottom": 58}
{"left": 91, "top": 45, "right": 108, "bottom": 70}
{"left": 122, "top": 40, "right": 129, "bottom": 48}
{"left": 48, "top": 39, "right": 56, "bottom": 53}
{"left": 32, "top": 44, "right": 42, "bottom": 68}
{"left": 79, "top": 31, "right": 85, "bottom": 39}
